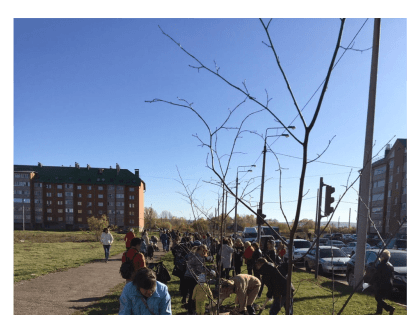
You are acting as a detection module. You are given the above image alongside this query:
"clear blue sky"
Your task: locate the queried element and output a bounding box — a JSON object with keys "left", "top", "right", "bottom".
{"left": 13, "top": 18, "right": 407, "bottom": 224}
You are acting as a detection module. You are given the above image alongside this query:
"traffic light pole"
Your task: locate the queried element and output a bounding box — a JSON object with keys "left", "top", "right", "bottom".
{"left": 315, "top": 177, "right": 323, "bottom": 279}
{"left": 257, "top": 140, "right": 267, "bottom": 244}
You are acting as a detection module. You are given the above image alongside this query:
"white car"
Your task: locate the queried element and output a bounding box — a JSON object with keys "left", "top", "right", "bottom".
{"left": 304, "top": 246, "right": 351, "bottom": 274}
{"left": 341, "top": 242, "right": 371, "bottom": 256}
{"left": 241, "top": 227, "right": 258, "bottom": 244}
{"left": 284, "top": 239, "right": 312, "bottom": 263}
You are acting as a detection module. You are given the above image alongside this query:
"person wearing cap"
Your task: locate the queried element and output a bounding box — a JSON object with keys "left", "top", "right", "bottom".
{"left": 124, "top": 229, "right": 136, "bottom": 251}
{"left": 370, "top": 250, "right": 395, "bottom": 315}
{"left": 119, "top": 268, "right": 172, "bottom": 315}
{"left": 219, "top": 274, "right": 261, "bottom": 315}
{"left": 192, "top": 274, "right": 213, "bottom": 315}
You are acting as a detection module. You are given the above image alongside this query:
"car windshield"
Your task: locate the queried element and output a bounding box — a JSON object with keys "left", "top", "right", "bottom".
{"left": 389, "top": 252, "right": 407, "bottom": 267}
{"left": 244, "top": 233, "right": 257, "bottom": 238}
{"left": 320, "top": 248, "right": 347, "bottom": 258}
{"left": 293, "top": 241, "right": 311, "bottom": 248}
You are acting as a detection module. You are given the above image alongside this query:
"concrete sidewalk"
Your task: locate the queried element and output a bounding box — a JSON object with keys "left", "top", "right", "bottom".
{"left": 14, "top": 243, "right": 167, "bottom": 315}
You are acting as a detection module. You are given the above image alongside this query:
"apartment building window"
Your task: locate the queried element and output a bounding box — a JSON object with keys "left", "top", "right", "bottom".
{"left": 35, "top": 215, "right": 42, "bottom": 221}
{"left": 108, "top": 185, "right": 114, "bottom": 190}
{"left": 65, "top": 184, "right": 73, "bottom": 189}
{"left": 35, "top": 208, "right": 42, "bottom": 213}
{"left": 108, "top": 210, "right": 115, "bottom": 215}
{"left": 47, "top": 217, "right": 52, "bottom": 221}
{"left": 129, "top": 187, "right": 135, "bottom": 192}
{"left": 108, "top": 202, "right": 114, "bottom": 206}
{"left": 78, "top": 218, "right": 82, "bottom": 222}
{"left": 116, "top": 210, "right": 124, "bottom": 215}
{"left": 87, "top": 186, "right": 92, "bottom": 190}
{"left": 395, "top": 182, "right": 399, "bottom": 189}
{"left": 389, "top": 174, "right": 393, "bottom": 183}
{"left": 129, "top": 219, "right": 134, "bottom": 224}
{"left": 14, "top": 181, "right": 30, "bottom": 187}
{"left": 57, "top": 201, "right": 63, "bottom": 205}
{"left": 47, "top": 209, "right": 52, "bottom": 213}
{"left": 14, "top": 173, "right": 21, "bottom": 178}
{"left": 129, "top": 211, "right": 134, "bottom": 216}
{"left": 46, "top": 184, "right": 52, "bottom": 189}
{"left": 403, "top": 186, "right": 407, "bottom": 195}
{"left": 129, "top": 203, "right": 135, "bottom": 208}
{"left": 372, "top": 193, "right": 384, "bottom": 201}
{"left": 78, "top": 210, "right": 83, "bottom": 214}
{"left": 394, "top": 198, "right": 398, "bottom": 205}
{"left": 58, "top": 209, "right": 63, "bottom": 213}
{"left": 35, "top": 191, "right": 41, "bottom": 196}
{"left": 373, "top": 166, "right": 386, "bottom": 176}
{"left": 23, "top": 190, "right": 30, "bottom": 195}
{"left": 78, "top": 193, "right": 82, "bottom": 198}
{"left": 57, "top": 193, "right": 63, "bottom": 197}
{"left": 46, "top": 200, "right": 52, "bottom": 205}
{"left": 22, "top": 174, "right": 29, "bottom": 178}
{"left": 58, "top": 217, "right": 63, "bottom": 221}
{"left": 87, "top": 210, "right": 92, "bottom": 214}
{"left": 98, "top": 202, "right": 103, "bottom": 207}
{"left": 117, "top": 186, "right": 124, "bottom": 191}
{"left": 65, "top": 208, "right": 73, "bottom": 213}
{"left": 23, "top": 198, "right": 30, "bottom": 203}
{"left": 65, "top": 200, "right": 73, "bottom": 205}
{"left": 77, "top": 185, "right": 82, "bottom": 189}
{"left": 98, "top": 210, "right": 103, "bottom": 215}
{"left": 98, "top": 186, "right": 103, "bottom": 190}
{"left": 57, "top": 185, "right": 62, "bottom": 189}
{"left": 397, "top": 166, "right": 400, "bottom": 174}
{"left": 65, "top": 192, "right": 73, "bottom": 197}
{"left": 116, "top": 202, "right": 124, "bottom": 206}
{"left": 88, "top": 194, "right": 92, "bottom": 198}
{"left": 98, "top": 194, "right": 103, "bottom": 198}
{"left": 34, "top": 183, "right": 42, "bottom": 187}
{"left": 129, "top": 195, "right": 134, "bottom": 200}
{"left": 402, "top": 203, "right": 407, "bottom": 211}
{"left": 108, "top": 194, "right": 114, "bottom": 198}
{"left": 388, "top": 190, "right": 392, "bottom": 197}
{"left": 77, "top": 202, "right": 82, "bottom": 206}
{"left": 14, "top": 198, "right": 22, "bottom": 203}
{"left": 34, "top": 199, "right": 41, "bottom": 204}
{"left": 87, "top": 202, "right": 92, "bottom": 206}
{"left": 389, "top": 159, "right": 394, "bottom": 169}
{"left": 116, "top": 194, "right": 124, "bottom": 198}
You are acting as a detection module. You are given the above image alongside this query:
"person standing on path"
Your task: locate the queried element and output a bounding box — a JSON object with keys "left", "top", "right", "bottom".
{"left": 119, "top": 268, "right": 172, "bottom": 315}
{"left": 124, "top": 229, "right": 135, "bottom": 250}
{"left": 160, "top": 231, "right": 168, "bottom": 252}
{"left": 122, "top": 237, "right": 146, "bottom": 283}
{"left": 370, "top": 250, "right": 395, "bottom": 315}
{"left": 100, "top": 227, "right": 114, "bottom": 263}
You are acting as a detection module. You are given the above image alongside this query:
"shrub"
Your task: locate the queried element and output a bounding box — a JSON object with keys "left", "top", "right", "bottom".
{"left": 87, "top": 215, "right": 109, "bottom": 241}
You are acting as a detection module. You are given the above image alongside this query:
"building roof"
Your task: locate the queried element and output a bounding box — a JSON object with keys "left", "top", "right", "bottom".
{"left": 14, "top": 164, "right": 146, "bottom": 190}
{"left": 396, "top": 138, "right": 407, "bottom": 148}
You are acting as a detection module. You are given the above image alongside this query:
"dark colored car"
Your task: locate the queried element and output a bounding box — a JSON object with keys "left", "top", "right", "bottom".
{"left": 304, "top": 246, "right": 350, "bottom": 274}
{"left": 331, "top": 233, "right": 343, "bottom": 241}
{"left": 374, "top": 238, "right": 407, "bottom": 250}
{"left": 346, "top": 249, "right": 407, "bottom": 293}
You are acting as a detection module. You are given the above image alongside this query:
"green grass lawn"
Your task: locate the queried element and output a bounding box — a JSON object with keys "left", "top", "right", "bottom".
{"left": 14, "top": 230, "right": 127, "bottom": 282}
{"left": 73, "top": 251, "right": 407, "bottom": 315}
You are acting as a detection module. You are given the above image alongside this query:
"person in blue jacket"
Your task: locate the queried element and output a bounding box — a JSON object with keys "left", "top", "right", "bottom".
{"left": 119, "top": 268, "right": 172, "bottom": 315}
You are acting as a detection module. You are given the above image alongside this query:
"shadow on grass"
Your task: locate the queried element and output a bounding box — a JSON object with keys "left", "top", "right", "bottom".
{"left": 71, "top": 288, "right": 122, "bottom": 315}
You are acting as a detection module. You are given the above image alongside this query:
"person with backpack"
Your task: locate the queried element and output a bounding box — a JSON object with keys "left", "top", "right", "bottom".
{"left": 124, "top": 229, "right": 135, "bottom": 251}
{"left": 121, "top": 238, "right": 146, "bottom": 283}
{"left": 100, "top": 227, "right": 114, "bottom": 263}
{"left": 119, "top": 268, "right": 172, "bottom": 315}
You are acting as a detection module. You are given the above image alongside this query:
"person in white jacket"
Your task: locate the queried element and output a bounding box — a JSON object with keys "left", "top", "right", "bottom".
{"left": 100, "top": 227, "right": 114, "bottom": 262}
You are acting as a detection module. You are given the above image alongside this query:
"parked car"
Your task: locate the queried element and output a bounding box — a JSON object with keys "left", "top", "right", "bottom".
{"left": 346, "top": 249, "right": 407, "bottom": 293}
{"left": 325, "top": 240, "right": 346, "bottom": 248}
{"left": 241, "top": 227, "right": 258, "bottom": 244}
{"left": 341, "top": 242, "right": 371, "bottom": 256}
{"left": 331, "top": 233, "right": 343, "bottom": 241}
{"left": 322, "top": 234, "right": 332, "bottom": 239}
{"left": 366, "top": 234, "right": 382, "bottom": 247}
{"left": 258, "top": 226, "right": 282, "bottom": 240}
{"left": 342, "top": 234, "right": 353, "bottom": 241}
{"left": 373, "top": 238, "right": 407, "bottom": 250}
{"left": 304, "top": 246, "right": 351, "bottom": 275}
{"left": 284, "top": 239, "right": 312, "bottom": 264}
{"left": 312, "top": 238, "right": 329, "bottom": 246}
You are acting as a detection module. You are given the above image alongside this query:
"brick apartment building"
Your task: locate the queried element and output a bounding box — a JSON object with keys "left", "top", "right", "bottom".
{"left": 14, "top": 163, "right": 145, "bottom": 230}
{"left": 368, "top": 138, "right": 407, "bottom": 236}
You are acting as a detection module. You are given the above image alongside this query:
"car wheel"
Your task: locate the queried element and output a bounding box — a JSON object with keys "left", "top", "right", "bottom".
{"left": 348, "top": 271, "right": 355, "bottom": 287}
{"left": 305, "top": 261, "right": 311, "bottom": 272}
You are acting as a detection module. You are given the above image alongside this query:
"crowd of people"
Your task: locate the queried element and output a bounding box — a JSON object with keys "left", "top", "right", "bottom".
{"left": 98, "top": 227, "right": 397, "bottom": 315}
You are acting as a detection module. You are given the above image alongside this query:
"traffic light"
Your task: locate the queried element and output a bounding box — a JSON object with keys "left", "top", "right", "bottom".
{"left": 256, "top": 209, "right": 266, "bottom": 225}
{"left": 324, "top": 185, "right": 335, "bottom": 216}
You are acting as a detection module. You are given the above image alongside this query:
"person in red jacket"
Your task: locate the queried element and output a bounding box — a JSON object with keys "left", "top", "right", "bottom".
{"left": 124, "top": 229, "right": 136, "bottom": 250}
{"left": 122, "top": 237, "right": 146, "bottom": 283}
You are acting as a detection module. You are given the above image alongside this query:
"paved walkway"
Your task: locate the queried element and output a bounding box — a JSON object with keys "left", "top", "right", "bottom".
{"left": 14, "top": 242, "right": 167, "bottom": 315}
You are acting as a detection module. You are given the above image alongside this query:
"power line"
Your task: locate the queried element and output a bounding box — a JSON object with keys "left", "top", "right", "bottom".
{"left": 273, "top": 152, "right": 360, "bottom": 169}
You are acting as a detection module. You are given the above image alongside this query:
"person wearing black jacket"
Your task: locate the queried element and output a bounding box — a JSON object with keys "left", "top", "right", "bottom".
{"left": 370, "top": 250, "right": 395, "bottom": 315}
{"left": 233, "top": 238, "right": 245, "bottom": 276}
{"left": 255, "top": 257, "right": 292, "bottom": 315}
{"left": 249, "top": 242, "right": 263, "bottom": 297}
{"left": 265, "top": 240, "right": 278, "bottom": 265}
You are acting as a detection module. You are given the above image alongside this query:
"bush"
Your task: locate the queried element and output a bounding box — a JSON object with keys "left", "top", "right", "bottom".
{"left": 87, "top": 215, "right": 109, "bottom": 241}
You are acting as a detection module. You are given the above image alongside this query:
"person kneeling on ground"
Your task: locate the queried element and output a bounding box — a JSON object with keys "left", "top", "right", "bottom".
{"left": 255, "top": 257, "right": 294, "bottom": 315}
{"left": 119, "top": 268, "right": 172, "bottom": 315}
{"left": 122, "top": 237, "right": 146, "bottom": 283}
{"left": 219, "top": 274, "right": 261, "bottom": 315}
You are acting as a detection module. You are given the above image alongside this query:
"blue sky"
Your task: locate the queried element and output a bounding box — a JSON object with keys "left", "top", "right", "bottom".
{"left": 13, "top": 18, "right": 407, "bottom": 224}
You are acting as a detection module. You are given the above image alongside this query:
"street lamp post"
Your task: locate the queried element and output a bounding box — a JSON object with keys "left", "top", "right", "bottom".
{"left": 257, "top": 126, "right": 295, "bottom": 243}
{"left": 234, "top": 165, "right": 256, "bottom": 238}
